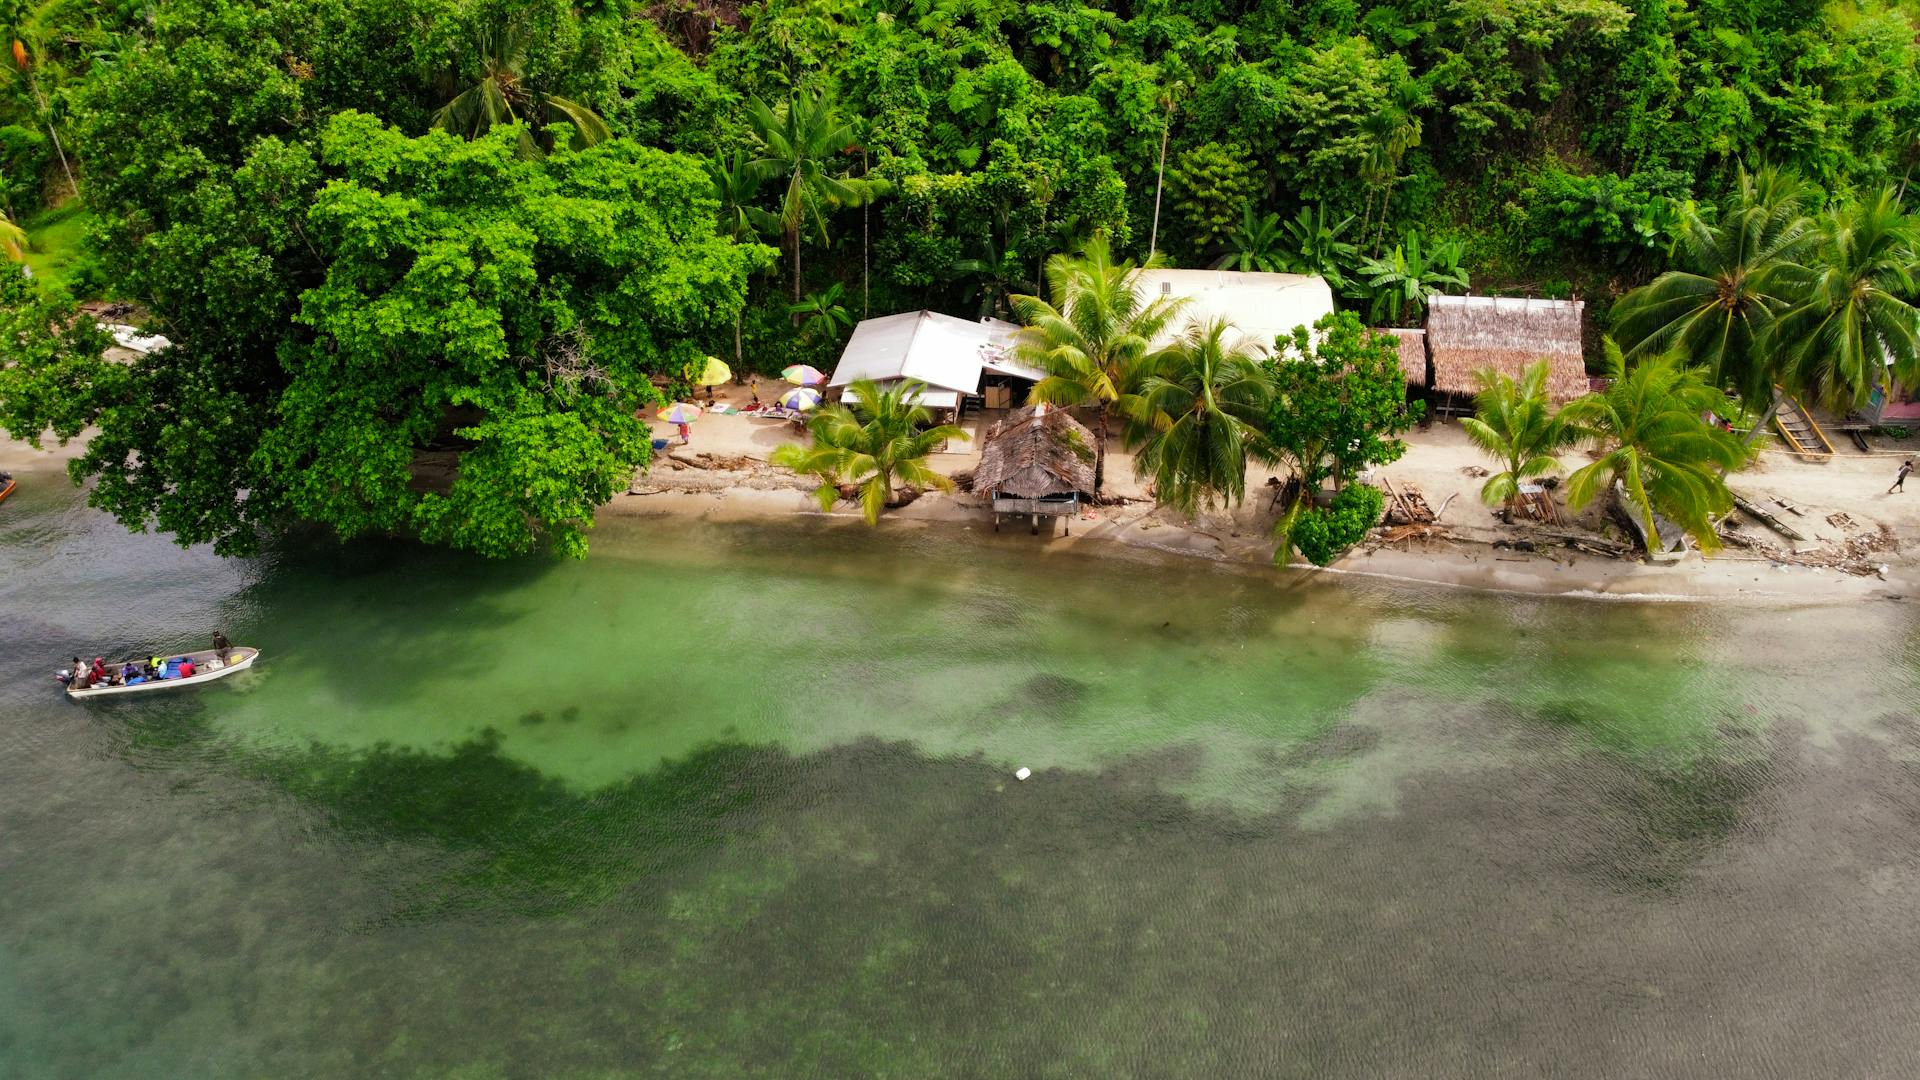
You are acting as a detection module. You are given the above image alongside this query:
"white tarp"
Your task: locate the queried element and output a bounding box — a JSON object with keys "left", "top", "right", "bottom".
{"left": 99, "top": 323, "right": 173, "bottom": 354}
{"left": 1130, "top": 269, "right": 1336, "bottom": 357}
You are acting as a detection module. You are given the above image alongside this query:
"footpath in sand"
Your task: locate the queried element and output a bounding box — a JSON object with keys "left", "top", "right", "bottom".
{"left": 10, "top": 382, "right": 1920, "bottom": 604}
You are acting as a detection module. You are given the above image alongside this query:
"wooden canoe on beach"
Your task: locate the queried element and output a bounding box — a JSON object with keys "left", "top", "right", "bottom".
{"left": 64, "top": 647, "right": 259, "bottom": 699}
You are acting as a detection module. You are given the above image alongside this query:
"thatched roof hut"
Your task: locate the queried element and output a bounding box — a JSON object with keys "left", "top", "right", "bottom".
{"left": 1426, "top": 295, "right": 1587, "bottom": 403}
{"left": 972, "top": 404, "right": 1096, "bottom": 499}
{"left": 1382, "top": 328, "right": 1427, "bottom": 388}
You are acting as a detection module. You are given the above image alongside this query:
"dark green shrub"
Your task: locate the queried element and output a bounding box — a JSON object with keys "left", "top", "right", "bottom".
{"left": 1288, "top": 483, "right": 1385, "bottom": 566}
{"left": 0, "top": 126, "right": 51, "bottom": 213}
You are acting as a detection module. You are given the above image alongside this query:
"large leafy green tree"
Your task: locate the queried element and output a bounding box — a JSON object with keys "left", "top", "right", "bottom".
{"left": 1010, "top": 232, "right": 1187, "bottom": 494}
{"left": 1461, "top": 360, "right": 1576, "bottom": 524}
{"left": 1561, "top": 344, "right": 1748, "bottom": 553}
{"left": 1263, "top": 311, "right": 1424, "bottom": 495}
{"left": 1768, "top": 187, "right": 1920, "bottom": 409}
{"left": 0, "top": 263, "right": 116, "bottom": 443}
{"left": 259, "top": 114, "right": 769, "bottom": 557}
{"left": 1609, "top": 165, "right": 1817, "bottom": 404}
{"left": 771, "top": 378, "right": 967, "bottom": 523}
{"left": 1128, "top": 317, "right": 1275, "bottom": 512}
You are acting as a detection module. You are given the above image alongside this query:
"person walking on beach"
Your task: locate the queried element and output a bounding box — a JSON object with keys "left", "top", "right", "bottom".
{"left": 1891, "top": 458, "right": 1914, "bottom": 493}
{"left": 677, "top": 420, "right": 692, "bottom": 445}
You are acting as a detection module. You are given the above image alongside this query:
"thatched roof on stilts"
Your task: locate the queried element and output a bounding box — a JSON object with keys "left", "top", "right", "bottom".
{"left": 971, "top": 404, "right": 1097, "bottom": 499}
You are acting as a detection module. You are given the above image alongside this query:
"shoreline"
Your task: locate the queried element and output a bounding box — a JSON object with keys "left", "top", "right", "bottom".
{"left": 9, "top": 429, "right": 1913, "bottom": 607}
{"left": 611, "top": 482, "right": 1915, "bottom": 607}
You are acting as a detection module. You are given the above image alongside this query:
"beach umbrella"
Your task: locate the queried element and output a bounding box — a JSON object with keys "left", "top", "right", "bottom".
{"left": 696, "top": 356, "right": 731, "bottom": 402}
{"left": 779, "top": 387, "right": 823, "bottom": 411}
{"left": 658, "top": 402, "right": 704, "bottom": 425}
{"left": 781, "top": 364, "right": 826, "bottom": 386}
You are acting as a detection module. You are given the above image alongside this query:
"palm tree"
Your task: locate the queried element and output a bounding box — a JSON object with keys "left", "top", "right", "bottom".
{"left": 1357, "top": 230, "right": 1468, "bottom": 326}
{"left": 1609, "top": 164, "right": 1817, "bottom": 405}
{"left": 1460, "top": 360, "right": 1575, "bottom": 524}
{"left": 1211, "top": 205, "right": 1287, "bottom": 272}
{"left": 0, "top": 214, "right": 26, "bottom": 261}
{"left": 1128, "top": 317, "right": 1275, "bottom": 512}
{"left": 705, "top": 148, "right": 775, "bottom": 370}
{"left": 1767, "top": 186, "right": 1920, "bottom": 410}
{"left": 788, "top": 282, "right": 854, "bottom": 341}
{"left": 770, "top": 379, "right": 969, "bottom": 523}
{"left": 1009, "top": 233, "right": 1189, "bottom": 494}
{"left": 947, "top": 222, "right": 1038, "bottom": 319}
{"left": 1560, "top": 344, "right": 1748, "bottom": 552}
{"left": 432, "top": 25, "right": 610, "bottom": 158}
{"left": 1358, "top": 91, "right": 1422, "bottom": 255}
{"left": 747, "top": 88, "right": 884, "bottom": 302}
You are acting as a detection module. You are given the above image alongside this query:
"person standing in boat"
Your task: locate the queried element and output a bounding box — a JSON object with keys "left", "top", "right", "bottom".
{"left": 212, "top": 630, "right": 232, "bottom": 665}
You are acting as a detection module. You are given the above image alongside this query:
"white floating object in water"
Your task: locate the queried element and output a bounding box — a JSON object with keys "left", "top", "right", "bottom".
{"left": 1015, "top": 767, "right": 1031, "bottom": 781}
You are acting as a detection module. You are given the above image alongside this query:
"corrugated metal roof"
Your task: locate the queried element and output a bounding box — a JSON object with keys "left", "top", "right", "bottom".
{"left": 1131, "top": 269, "right": 1337, "bottom": 356}
{"left": 829, "top": 310, "right": 993, "bottom": 394}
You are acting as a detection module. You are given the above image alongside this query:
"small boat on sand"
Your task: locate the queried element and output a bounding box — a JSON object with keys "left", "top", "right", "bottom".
{"left": 63, "top": 647, "right": 260, "bottom": 699}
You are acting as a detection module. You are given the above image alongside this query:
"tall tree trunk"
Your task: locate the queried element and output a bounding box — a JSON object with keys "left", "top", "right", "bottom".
{"left": 1725, "top": 386, "right": 1785, "bottom": 478}
{"left": 1094, "top": 406, "right": 1109, "bottom": 495}
{"left": 734, "top": 309, "right": 744, "bottom": 368}
{"left": 861, "top": 149, "right": 870, "bottom": 320}
{"left": 1149, "top": 113, "right": 1171, "bottom": 258}
{"left": 789, "top": 224, "right": 803, "bottom": 316}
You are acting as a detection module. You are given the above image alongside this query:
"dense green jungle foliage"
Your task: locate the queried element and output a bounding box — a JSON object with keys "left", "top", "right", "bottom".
{"left": 3, "top": 0, "right": 1919, "bottom": 555}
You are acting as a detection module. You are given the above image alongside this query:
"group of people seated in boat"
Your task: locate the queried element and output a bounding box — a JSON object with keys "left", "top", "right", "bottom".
{"left": 60, "top": 632, "right": 233, "bottom": 690}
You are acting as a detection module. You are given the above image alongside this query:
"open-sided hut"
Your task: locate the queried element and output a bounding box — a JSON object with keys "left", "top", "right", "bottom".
{"left": 971, "top": 404, "right": 1096, "bottom": 535}
{"left": 1425, "top": 295, "right": 1587, "bottom": 405}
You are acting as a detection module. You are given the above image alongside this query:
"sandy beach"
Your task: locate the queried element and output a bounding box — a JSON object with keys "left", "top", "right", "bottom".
{"left": 10, "top": 387, "right": 1919, "bottom": 605}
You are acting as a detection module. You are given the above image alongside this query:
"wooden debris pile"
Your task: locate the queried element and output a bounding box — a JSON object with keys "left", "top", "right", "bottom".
{"left": 1380, "top": 477, "right": 1436, "bottom": 525}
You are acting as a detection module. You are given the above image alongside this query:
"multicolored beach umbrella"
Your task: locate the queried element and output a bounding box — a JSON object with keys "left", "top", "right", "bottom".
{"left": 657, "top": 402, "right": 704, "bottom": 424}
{"left": 781, "top": 364, "right": 827, "bottom": 386}
{"left": 779, "top": 387, "right": 823, "bottom": 411}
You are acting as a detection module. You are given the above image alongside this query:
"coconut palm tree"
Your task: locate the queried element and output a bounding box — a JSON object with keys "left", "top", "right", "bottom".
{"left": 747, "top": 88, "right": 884, "bottom": 302}
{"left": 1460, "top": 360, "right": 1576, "bottom": 524}
{"left": 432, "top": 24, "right": 610, "bottom": 158}
{"left": 1010, "top": 233, "right": 1189, "bottom": 494}
{"left": 1560, "top": 344, "right": 1748, "bottom": 552}
{"left": 947, "top": 222, "right": 1038, "bottom": 319}
{"left": 1767, "top": 186, "right": 1920, "bottom": 410}
{"left": 1609, "top": 164, "right": 1817, "bottom": 405}
{"left": 1211, "top": 205, "right": 1287, "bottom": 272}
{"left": 705, "top": 148, "right": 774, "bottom": 370}
{"left": 0, "top": 214, "right": 26, "bottom": 261}
{"left": 1128, "top": 317, "right": 1276, "bottom": 512}
{"left": 770, "top": 379, "right": 968, "bottom": 524}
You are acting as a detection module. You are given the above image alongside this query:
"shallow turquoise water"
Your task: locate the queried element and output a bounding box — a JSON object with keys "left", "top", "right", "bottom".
{"left": 4, "top": 477, "right": 1920, "bottom": 1076}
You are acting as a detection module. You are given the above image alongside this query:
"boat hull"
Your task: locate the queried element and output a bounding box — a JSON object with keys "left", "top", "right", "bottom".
{"left": 66, "top": 647, "right": 259, "bottom": 699}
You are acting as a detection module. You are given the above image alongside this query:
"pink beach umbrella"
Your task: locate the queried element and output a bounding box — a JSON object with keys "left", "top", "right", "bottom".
{"left": 780, "top": 364, "right": 827, "bottom": 386}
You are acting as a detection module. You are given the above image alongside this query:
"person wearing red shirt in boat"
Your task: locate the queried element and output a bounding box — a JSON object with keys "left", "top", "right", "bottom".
{"left": 178, "top": 657, "right": 196, "bottom": 678}
{"left": 90, "top": 657, "right": 107, "bottom": 685}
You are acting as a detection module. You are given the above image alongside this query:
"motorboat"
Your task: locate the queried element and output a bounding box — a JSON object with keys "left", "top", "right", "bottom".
{"left": 63, "top": 647, "right": 259, "bottom": 699}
